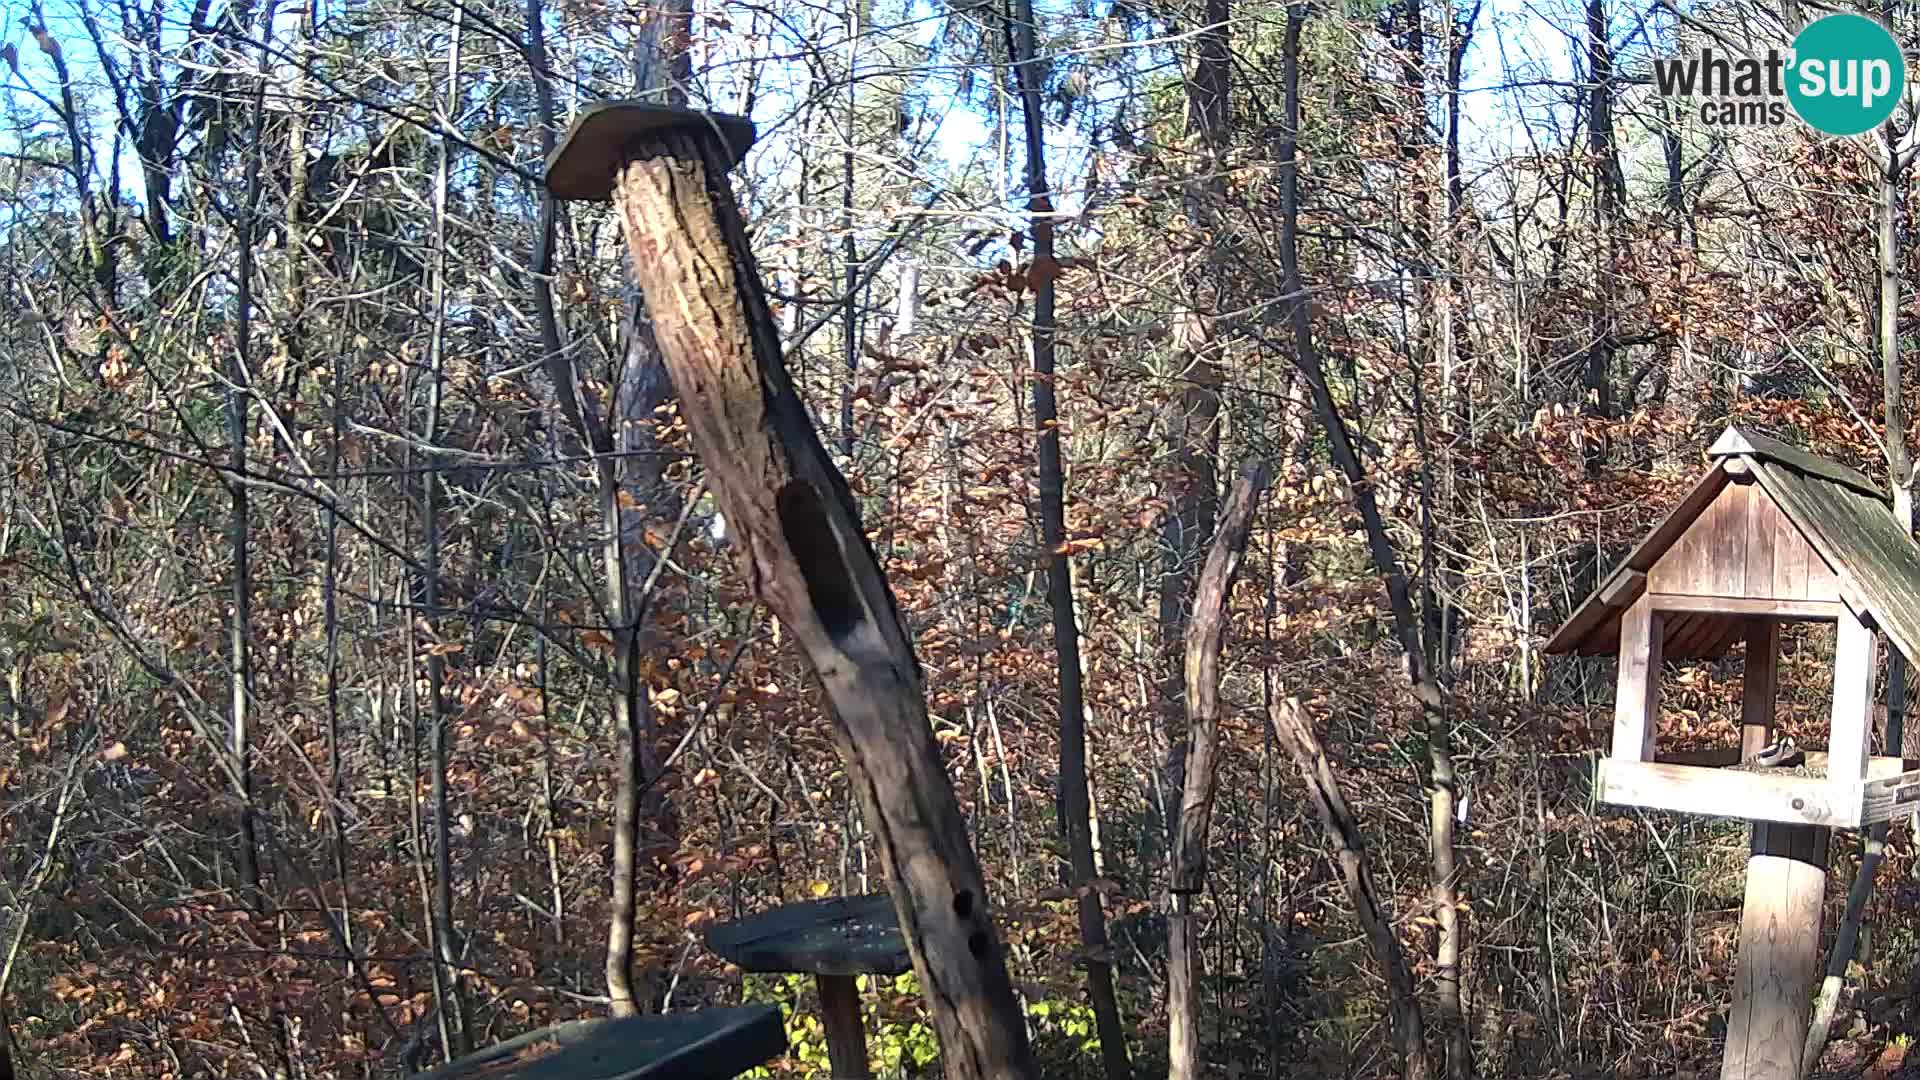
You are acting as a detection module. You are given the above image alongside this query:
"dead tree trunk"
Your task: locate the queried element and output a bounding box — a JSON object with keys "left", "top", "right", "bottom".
{"left": 566, "top": 115, "right": 1038, "bottom": 1080}
{"left": 1272, "top": 696, "right": 1431, "bottom": 1080}
{"left": 1169, "top": 461, "right": 1271, "bottom": 1080}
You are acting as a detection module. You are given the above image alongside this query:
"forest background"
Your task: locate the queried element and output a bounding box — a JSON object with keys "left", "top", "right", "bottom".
{"left": 3, "top": 0, "right": 1918, "bottom": 1074}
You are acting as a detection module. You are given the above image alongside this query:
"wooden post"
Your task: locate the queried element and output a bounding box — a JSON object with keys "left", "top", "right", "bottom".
{"left": 1614, "top": 594, "right": 1662, "bottom": 761}
{"left": 1724, "top": 608, "right": 1827, "bottom": 1080}
{"left": 1722, "top": 824, "right": 1828, "bottom": 1080}
{"left": 546, "top": 106, "right": 1036, "bottom": 1080}
{"left": 1828, "top": 608, "right": 1878, "bottom": 784}
{"left": 1741, "top": 619, "right": 1778, "bottom": 761}
{"left": 816, "top": 974, "right": 872, "bottom": 1080}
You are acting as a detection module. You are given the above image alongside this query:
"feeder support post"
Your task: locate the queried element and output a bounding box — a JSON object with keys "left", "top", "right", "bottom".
{"left": 1723, "top": 620, "right": 1827, "bottom": 1080}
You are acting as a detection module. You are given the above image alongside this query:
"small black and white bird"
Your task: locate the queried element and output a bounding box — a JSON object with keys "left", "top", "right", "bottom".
{"left": 1751, "top": 735, "right": 1802, "bottom": 768}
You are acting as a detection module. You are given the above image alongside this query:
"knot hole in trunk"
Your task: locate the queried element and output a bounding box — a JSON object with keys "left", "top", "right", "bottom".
{"left": 776, "top": 481, "right": 862, "bottom": 645}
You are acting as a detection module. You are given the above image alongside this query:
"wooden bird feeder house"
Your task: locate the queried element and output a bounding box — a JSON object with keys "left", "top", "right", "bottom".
{"left": 1546, "top": 426, "right": 1920, "bottom": 829}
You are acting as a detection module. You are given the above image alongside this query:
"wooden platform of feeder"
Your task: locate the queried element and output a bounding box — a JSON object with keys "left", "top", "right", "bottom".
{"left": 703, "top": 895, "right": 909, "bottom": 1080}
{"left": 408, "top": 1007, "right": 785, "bottom": 1080}
{"left": 1598, "top": 752, "right": 1920, "bottom": 828}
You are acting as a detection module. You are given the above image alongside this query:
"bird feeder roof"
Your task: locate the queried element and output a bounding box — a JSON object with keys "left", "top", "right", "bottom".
{"left": 544, "top": 101, "right": 757, "bottom": 201}
{"left": 1545, "top": 426, "right": 1920, "bottom": 665}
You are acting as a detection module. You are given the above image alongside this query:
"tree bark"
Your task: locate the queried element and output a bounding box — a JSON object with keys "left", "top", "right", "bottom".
{"left": 1160, "top": 0, "right": 1230, "bottom": 828}
{"left": 605, "top": 127, "right": 1037, "bottom": 1080}
{"left": 422, "top": 8, "right": 470, "bottom": 1054}
{"left": 1582, "top": 0, "right": 1619, "bottom": 473}
{"left": 525, "top": 0, "right": 695, "bottom": 1016}
{"left": 604, "top": 1, "right": 697, "bottom": 1020}
{"left": 520, "top": 0, "right": 647, "bottom": 1018}
{"left": 1431, "top": 14, "right": 1479, "bottom": 1080}
{"left": 1169, "top": 461, "right": 1271, "bottom": 1080}
{"left": 225, "top": 0, "right": 282, "bottom": 907}
{"left": 1878, "top": 115, "right": 1913, "bottom": 759}
{"left": 600, "top": 455, "right": 649, "bottom": 1018}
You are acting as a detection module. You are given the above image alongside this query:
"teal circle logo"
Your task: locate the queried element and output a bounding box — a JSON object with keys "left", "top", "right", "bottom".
{"left": 1786, "top": 13, "right": 1905, "bottom": 136}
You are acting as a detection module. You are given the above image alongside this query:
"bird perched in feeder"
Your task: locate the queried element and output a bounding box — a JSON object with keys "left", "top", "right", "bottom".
{"left": 1751, "top": 735, "right": 1803, "bottom": 768}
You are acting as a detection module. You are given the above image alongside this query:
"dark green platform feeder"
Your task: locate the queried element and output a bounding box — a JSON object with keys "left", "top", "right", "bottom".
{"left": 704, "top": 894, "right": 910, "bottom": 1080}
{"left": 408, "top": 1007, "right": 784, "bottom": 1080}
{"left": 544, "top": 101, "right": 757, "bottom": 201}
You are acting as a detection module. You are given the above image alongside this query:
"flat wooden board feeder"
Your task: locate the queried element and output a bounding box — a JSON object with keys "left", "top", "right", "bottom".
{"left": 703, "top": 893, "right": 910, "bottom": 977}
{"left": 703, "top": 894, "right": 908, "bottom": 1080}
{"left": 544, "top": 101, "right": 757, "bottom": 201}
{"left": 1547, "top": 425, "right": 1920, "bottom": 829}
{"left": 406, "top": 1007, "right": 785, "bottom": 1080}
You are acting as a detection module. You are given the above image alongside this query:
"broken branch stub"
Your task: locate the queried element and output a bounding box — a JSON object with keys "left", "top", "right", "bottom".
{"left": 560, "top": 114, "right": 1036, "bottom": 1080}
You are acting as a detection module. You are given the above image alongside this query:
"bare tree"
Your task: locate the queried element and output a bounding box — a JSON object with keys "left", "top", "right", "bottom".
{"left": 1274, "top": 2, "right": 1460, "bottom": 1074}
{"left": 224, "top": 0, "right": 277, "bottom": 906}
{"left": 1169, "top": 462, "right": 1270, "bottom": 1080}
{"left": 1005, "top": 1, "right": 1132, "bottom": 1075}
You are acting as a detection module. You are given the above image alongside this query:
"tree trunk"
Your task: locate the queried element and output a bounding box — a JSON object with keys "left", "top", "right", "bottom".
{"left": 528, "top": 0, "right": 696, "bottom": 1018}
{"left": 1582, "top": 0, "right": 1618, "bottom": 473}
{"left": 1433, "top": 13, "right": 1479, "bottom": 1080}
{"left": 422, "top": 8, "right": 470, "bottom": 1054}
{"left": 1160, "top": 0, "right": 1230, "bottom": 837}
{"left": 1878, "top": 118, "right": 1913, "bottom": 760}
{"left": 839, "top": 0, "right": 860, "bottom": 460}
{"left": 225, "top": 0, "right": 282, "bottom": 907}
{"left": 1006, "top": 2, "right": 1132, "bottom": 1074}
{"left": 599, "top": 447, "right": 657, "bottom": 1018}
{"left": 604, "top": 126, "right": 1037, "bottom": 1080}
{"left": 610, "top": 1, "right": 696, "bottom": 1021}
{"left": 1277, "top": 5, "right": 1449, "bottom": 1075}
{"left": 1169, "top": 462, "right": 1271, "bottom": 1080}
{"left": 1272, "top": 696, "right": 1430, "bottom": 1080}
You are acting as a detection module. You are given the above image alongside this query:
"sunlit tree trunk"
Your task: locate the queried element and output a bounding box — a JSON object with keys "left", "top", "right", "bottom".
{"left": 421, "top": 7, "right": 471, "bottom": 1056}
{"left": 601, "top": 1, "right": 695, "bottom": 1019}
{"left": 1169, "top": 465, "right": 1269, "bottom": 1080}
